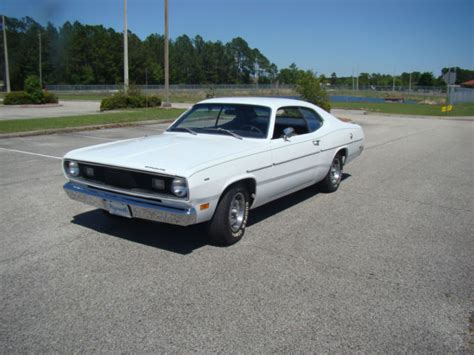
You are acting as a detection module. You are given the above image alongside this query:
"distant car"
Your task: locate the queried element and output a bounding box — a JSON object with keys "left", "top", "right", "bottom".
{"left": 63, "top": 97, "right": 364, "bottom": 245}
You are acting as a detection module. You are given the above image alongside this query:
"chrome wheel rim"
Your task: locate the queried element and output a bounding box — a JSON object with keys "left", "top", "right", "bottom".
{"left": 330, "top": 158, "right": 342, "bottom": 185}
{"left": 228, "top": 192, "right": 245, "bottom": 233}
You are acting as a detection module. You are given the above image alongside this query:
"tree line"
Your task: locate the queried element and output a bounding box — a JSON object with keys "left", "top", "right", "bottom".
{"left": 281, "top": 63, "right": 474, "bottom": 88}
{"left": 0, "top": 16, "right": 278, "bottom": 90}
{"left": 0, "top": 16, "right": 472, "bottom": 91}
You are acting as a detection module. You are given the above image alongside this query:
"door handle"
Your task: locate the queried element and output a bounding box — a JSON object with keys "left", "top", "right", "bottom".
{"left": 312, "top": 139, "right": 320, "bottom": 146}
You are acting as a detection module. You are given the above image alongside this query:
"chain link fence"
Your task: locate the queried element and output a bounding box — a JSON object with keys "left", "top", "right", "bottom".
{"left": 44, "top": 84, "right": 474, "bottom": 103}
{"left": 450, "top": 87, "right": 474, "bottom": 104}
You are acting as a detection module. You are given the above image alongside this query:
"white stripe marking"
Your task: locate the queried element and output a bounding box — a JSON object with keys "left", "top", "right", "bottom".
{"left": 0, "top": 147, "right": 61, "bottom": 160}
{"left": 64, "top": 133, "right": 116, "bottom": 141}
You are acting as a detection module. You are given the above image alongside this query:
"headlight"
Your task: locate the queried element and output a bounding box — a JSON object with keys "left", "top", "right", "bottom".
{"left": 66, "top": 160, "right": 80, "bottom": 177}
{"left": 171, "top": 177, "right": 188, "bottom": 198}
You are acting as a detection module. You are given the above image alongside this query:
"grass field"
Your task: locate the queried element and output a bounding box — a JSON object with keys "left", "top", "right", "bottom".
{"left": 0, "top": 107, "right": 185, "bottom": 134}
{"left": 331, "top": 102, "right": 474, "bottom": 116}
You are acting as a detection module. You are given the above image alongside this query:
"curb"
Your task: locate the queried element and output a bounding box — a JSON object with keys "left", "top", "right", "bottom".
{"left": 339, "top": 108, "right": 474, "bottom": 121}
{"left": 0, "top": 119, "right": 174, "bottom": 139}
{"left": 365, "top": 111, "right": 474, "bottom": 122}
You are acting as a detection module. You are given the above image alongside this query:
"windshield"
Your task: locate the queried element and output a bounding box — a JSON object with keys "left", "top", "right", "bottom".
{"left": 168, "top": 104, "right": 271, "bottom": 139}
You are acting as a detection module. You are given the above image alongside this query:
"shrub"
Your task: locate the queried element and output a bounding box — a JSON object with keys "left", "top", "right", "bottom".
{"left": 296, "top": 71, "right": 331, "bottom": 112}
{"left": 4, "top": 90, "right": 58, "bottom": 105}
{"left": 100, "top": 92, "right": 162, "bottom": 111}
{"left": 146, "top": 95, "right": 162, "bottom": 107}
{"left": 100, "top": 93, "right": 128, "bottom": 111}
{"left": 24, "top": 75, "right": 43, "bottom": 104}
{"left": 43, "top": 91, "right": 59, "bottom": 104}
{"left": 127, "top": 84, "right": 142, "bottom": 97}
{"left": 4, "top": 92, "right": 34, "bottom": 105}
{"left": 127, "top": 94, "right": 145, "bottom": 108}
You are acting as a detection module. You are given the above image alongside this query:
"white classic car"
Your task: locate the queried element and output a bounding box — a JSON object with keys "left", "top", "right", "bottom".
{"left": 63, "top": 97, "right": 364, "bottom": 245}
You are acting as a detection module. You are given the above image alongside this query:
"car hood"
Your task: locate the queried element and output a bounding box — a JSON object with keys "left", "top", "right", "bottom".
{"left": 64, "top": 132, "right": 266, "bottom": 177}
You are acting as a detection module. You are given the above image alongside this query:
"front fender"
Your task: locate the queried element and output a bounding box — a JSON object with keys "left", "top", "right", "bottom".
{"left": 188, "top": 167, "right": 258, "bottom": 223}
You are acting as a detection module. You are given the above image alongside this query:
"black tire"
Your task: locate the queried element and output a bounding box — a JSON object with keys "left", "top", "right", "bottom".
{"left": 319, "top": 154, "right": 343, "bottom": 193}
{"left": 207, "top": 184, "right": 250, "bottom": 246}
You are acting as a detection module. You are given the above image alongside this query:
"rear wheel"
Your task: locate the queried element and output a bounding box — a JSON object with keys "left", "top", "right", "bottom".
{"left": 207, "top": 184, "right": 249, "bottom": 246}
{"left": 319, "top": 154, "right": 343, "bottom": 193}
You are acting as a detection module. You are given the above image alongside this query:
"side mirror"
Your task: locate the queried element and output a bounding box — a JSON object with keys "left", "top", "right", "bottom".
{"left": 282, "top": 127, "right": 296, "bottom": 141}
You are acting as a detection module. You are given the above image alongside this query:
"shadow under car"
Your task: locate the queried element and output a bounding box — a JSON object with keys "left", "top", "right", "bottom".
{"left": 71, "top": 173, "right": 351, "bottom": 254}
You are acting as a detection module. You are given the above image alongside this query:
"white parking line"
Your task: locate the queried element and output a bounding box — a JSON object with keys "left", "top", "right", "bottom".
{"left": 62, "top": 133, "right": 116, "bottom": 141}
{"left": 0, "top": 147, "right": 61, "bottom": 160}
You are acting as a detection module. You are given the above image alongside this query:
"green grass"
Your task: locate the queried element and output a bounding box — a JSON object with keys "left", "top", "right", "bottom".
{"left": 0, "top": 107, "right": 185, "bottom": 134}
{"left": 331, "top": 102, "right": 474, "bottom": 116}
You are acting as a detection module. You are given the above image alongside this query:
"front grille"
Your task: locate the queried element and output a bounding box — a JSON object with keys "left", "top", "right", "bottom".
{"left": 77, "top": 163, "right": 174, "bottom": 196}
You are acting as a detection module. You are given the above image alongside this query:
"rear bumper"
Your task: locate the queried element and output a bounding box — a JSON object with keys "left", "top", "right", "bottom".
{"left": 63, "top": 182, "right": 197, "bottom": 226}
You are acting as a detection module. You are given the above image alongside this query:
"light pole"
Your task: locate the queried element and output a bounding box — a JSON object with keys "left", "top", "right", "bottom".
{"left": 163, "top": 0, "right": 171, "bottom": 107}
{"left": 39, "top": 32, "right": 42, "bottom": 87}
{"left": 392, "top": 68, "right": 396, "bottom": 92}
{"left": 2, "top": 15, "right": 11, "bottom": 92}
{"left": 123, "top": 0, "right": 129, "bottom": 92}
{"left": 351, "top": 68, "right": 354, "bottom": 91}
{"left": 355, "top": 66, "right": 359, "bottom": 91}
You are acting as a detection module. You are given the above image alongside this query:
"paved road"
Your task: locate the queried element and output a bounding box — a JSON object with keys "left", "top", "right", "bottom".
{"left": 0, "top": 101, "right": 193, "bottom": 121}
{"left": 0, "top": 113, "right": 472, "bottom": 352}
{"left": 0, "top": 100, "right": 101, "bottom": 120}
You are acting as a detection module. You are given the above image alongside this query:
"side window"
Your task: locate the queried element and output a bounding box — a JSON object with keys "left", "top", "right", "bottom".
{"left": 299, "top": 107, "right": 323, "bottom": 132}
{"left": 273, "top": 106, "right": 310, "bottom": 139}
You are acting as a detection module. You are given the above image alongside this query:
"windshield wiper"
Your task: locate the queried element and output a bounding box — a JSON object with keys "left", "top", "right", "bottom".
{"left": 170, "top": 127, "right": 197, "bottom": 135}
{"left": 182, "top": 127, "right": 198, "bottom": 135}
{"left": 208, "top": 127, "right": 242, "bottom": 140}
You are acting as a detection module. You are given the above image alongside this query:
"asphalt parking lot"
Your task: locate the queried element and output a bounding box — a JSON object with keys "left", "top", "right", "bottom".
{"left": 0, "top": 112, "right": 473, "bottom": 352}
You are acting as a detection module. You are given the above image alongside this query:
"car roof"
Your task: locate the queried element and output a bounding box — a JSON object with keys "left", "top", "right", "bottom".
{"left": 198, "top": 97, "right": 318, "bottom": 111}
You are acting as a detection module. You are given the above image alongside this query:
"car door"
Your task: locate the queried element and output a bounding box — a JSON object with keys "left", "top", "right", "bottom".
{"left": 268, "top": 107, "right": 324, "bottom": 197}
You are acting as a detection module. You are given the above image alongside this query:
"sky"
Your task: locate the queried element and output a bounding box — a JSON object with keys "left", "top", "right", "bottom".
{"left": 2, "top": 0, "right": 473, "bottom": 76}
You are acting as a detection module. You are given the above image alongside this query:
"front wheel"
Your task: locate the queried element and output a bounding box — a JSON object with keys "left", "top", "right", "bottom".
{"left": 319, "top": 154, "right": 343, "bottom": 193}
{"left": 207, "top": 184, "right": 249, "bottom": 246}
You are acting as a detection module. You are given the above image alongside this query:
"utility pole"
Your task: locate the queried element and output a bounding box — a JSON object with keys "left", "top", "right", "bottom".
{"left": 351, "top": 68, "right": 354, "bottom": 91}
{"left": 123, "top": 0, "right": 129, "bottom": 92}
{"left": 408, "top": 72, "right": 412, "bottom": 92}
{"left": 163, "top": 0, "right": 171, "bottom": 107}
{"left": 38, "top": 32, "right": 42, "bottom": 87}
{"left": 446, "top": 67, "right": 451, "bottom": 106}
{"left": 355, "top": 66, "right": 359, "bottom": 91}
{"left": 392, "top": 69, "right": 396, "bottom": 92}
{"left": 2, "top": 15, "right": 11, "bottom": 92}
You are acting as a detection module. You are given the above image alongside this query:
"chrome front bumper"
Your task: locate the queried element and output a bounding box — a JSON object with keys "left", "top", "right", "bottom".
{"left": 63, "top": 182, "right": 197, "bottom": 226}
